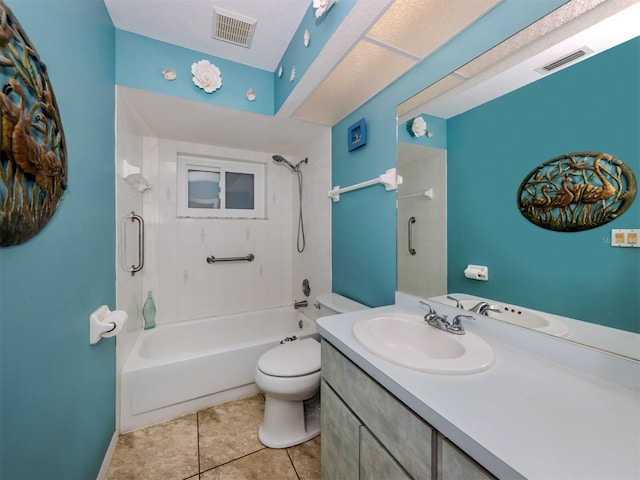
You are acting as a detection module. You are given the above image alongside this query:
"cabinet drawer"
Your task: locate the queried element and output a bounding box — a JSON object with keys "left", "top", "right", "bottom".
{"left": 322, "top": 340, "right": 433, "bottom": 480}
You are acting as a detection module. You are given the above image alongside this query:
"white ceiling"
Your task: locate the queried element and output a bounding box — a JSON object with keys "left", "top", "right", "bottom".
{"left": 104, "top": 0, "right": 309, "bottom": 72}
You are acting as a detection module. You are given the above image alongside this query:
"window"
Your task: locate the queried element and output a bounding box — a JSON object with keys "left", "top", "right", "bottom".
{"left": 177, "top": 154, "right": 265, "bottom": 218}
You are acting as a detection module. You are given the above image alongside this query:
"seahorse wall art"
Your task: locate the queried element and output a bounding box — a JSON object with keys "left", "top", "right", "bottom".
{"left": 0, "top": 1, "right": 67, "bottom": 247}
{"left": 517, "top": 152, "right": 636, "bottom": 232}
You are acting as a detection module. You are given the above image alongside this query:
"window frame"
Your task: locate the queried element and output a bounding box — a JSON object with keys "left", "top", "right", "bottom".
{"left": 177, "top": 154, "right": 265, "bottom": 219}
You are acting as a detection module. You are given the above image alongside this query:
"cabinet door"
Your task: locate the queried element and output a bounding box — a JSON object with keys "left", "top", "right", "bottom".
{"left": 321, "top": 379, "right": 361, "bottom": 480}
{"left": 437, "top": 436, "right": 496, "bottom": 480}
{"left": 322, "top": 340, "right": 433, "bottom": 479}
{"left": 360, "top": 426, "right": 412, "bottom": 480}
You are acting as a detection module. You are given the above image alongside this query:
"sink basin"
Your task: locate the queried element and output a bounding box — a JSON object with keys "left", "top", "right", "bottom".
{"left": 441, "top": 297, "right": 569, "bottom": 337}
{"left": 352, "top": 314, "right": 494, "bottom": 375}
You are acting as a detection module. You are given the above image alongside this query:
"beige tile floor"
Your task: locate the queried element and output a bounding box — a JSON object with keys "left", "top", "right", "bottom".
{"left": 106, "top": 394, "right": 320, "bottom": 480}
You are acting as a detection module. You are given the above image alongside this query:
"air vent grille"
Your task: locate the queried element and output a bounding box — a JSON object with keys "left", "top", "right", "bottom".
{"left": 213, "top": 8, "right": 256, "bottom": 48}
{"left": 536, "top": 47, "right": 594, "bottom": 75}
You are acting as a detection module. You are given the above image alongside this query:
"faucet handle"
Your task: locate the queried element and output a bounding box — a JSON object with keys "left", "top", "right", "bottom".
{"left": 446, "top": 295, "right": 462, "bottom": 309}
{"left": 452, "top": 314, "right": 475, "bottom": 327}
{"left": 419, "top": 300, "right": 434, "bottom": 315}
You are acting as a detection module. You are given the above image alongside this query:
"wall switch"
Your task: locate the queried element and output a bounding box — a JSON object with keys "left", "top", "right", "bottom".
{"left": 611, "top": 229, "right": 640, "bottom": 247}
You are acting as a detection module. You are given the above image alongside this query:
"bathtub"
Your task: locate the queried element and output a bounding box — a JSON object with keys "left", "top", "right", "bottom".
{"left": 120, "top": 307, "right": 317, "bottom": 432}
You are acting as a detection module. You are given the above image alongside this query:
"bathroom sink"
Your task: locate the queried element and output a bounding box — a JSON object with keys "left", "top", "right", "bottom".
{"left": 440, "top": 296, "right": 569, "bottom": 337}
{"left": 352, "top": 314, "right": 494, "bottom": 375}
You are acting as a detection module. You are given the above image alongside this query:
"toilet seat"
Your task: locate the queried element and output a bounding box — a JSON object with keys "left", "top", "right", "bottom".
{"left": 258, "top": 338, "right": 320, "bottom": 377}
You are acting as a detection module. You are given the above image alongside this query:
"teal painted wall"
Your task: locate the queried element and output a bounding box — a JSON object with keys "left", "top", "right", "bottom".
{"left": 331, "top": 0, "right": 568, "bottom": 307}
{"left": 447, "top": 37, "right": 640, "bottom": 333}
{"left": 0, "top": 1, "right": 116, "bottom": 478}
{"left": 116, "top": 30, "right": 274, "bottom": 115}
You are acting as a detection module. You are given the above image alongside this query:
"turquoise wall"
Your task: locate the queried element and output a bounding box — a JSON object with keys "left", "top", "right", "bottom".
{"left": 116, "top": 30, "right": 275, "bottom": 115}
{"left": 447, "top": 37, "right": 640, "bottom": 333}
{"left": 331, "top": 0, "right": 568, "bottom": 307}
{"left": 0, "top": 1, "right": 116, "bottom": 478}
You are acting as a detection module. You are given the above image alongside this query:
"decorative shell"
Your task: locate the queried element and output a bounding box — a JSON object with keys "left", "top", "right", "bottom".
{"left": 278, "top": 65, "right": 283, "bottom": 78}
{"left": 162, "top": 69, "right": 177, "bottom": 80}
{"left": 290, "top": 66, "right": 297, "bottom": 82}
{"left": 246, "top": 89, "right": 256, "bottom": 101}
{"left": 303, "top": 29, "right": 311, "bottom": 47}
{"left": 191, "top": 60, "right": 222, "bottom": 93}
{"left": 411, "top": 116, "right": 427, "bottom": 137}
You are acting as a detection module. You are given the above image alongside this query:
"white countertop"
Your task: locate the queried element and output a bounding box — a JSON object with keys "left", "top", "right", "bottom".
{"left": 317, "top": 294, "right": 640, "bottom": 480}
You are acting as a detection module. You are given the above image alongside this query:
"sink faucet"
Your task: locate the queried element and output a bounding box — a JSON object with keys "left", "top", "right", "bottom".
{"left": 469, "top": 302, "right": 502, "bottom": 316}
{"left": 422, "top": 303, "right": 473, "bottom": 335}
{"left": 294, "top": 300, "right": 308, "bottom": 309}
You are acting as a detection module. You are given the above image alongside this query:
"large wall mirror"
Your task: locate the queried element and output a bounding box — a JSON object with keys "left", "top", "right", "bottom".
{"left": 396, "top": 2, "right": 640, "bottom": 360}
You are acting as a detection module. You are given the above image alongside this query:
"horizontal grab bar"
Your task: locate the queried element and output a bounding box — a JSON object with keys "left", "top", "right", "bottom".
{"left": 206, "top": 254, "right": 255, "bottom": 264}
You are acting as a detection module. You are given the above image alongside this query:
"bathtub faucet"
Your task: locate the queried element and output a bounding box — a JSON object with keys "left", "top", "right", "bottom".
{"left": 294, "top": 300, "right": 308, "bottom": 309}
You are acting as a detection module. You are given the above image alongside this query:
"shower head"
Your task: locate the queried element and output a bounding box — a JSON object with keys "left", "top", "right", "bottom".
{"left": 272, "top": 154, "right": 307, "bottom": 172}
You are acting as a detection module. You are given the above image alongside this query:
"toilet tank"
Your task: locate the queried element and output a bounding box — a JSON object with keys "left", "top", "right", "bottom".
{"left": 315, "top": 293, "right": 368, "bottom": 317}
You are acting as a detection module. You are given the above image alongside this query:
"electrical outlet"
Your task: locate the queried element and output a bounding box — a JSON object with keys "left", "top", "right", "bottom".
{"left": 611, "top": 229, "right": 640, "bottom": 247}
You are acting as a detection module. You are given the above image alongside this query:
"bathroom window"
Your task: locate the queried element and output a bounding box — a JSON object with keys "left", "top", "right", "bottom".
{"left": 177, "top": 155, "right": 265, "bottom": 218}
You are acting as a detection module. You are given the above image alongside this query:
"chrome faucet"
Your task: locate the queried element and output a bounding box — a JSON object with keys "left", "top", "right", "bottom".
{"left": 294, "top": 300, "right": 308, "bottom": 309}
{"left": 469, "top": 302, "right": 502, "bottom": 316}
{"left": 422, "top": 303, "right": 473, "bottom": 335}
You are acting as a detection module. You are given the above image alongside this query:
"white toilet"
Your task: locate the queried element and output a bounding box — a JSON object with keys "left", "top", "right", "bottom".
{"left": 254, "top": 293, "right": 368, "bottom": 448}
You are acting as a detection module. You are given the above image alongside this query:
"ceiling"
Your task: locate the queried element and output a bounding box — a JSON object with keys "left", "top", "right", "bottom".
{"left": 108, "top": 0, "right": 640, "bottom": 153}
{"left": 105, "top": 0, "right": 500, "bottom": 125}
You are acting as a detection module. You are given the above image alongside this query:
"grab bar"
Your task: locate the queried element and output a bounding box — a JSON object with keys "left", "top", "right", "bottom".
{"left": 122, "top": 211, "right": 144, "bottom": 276}
{"left": 207, "top": 254, "right": 255, "bottom": 264}
{"left": 408, "top": 217, "right": 416, "bottom": 255}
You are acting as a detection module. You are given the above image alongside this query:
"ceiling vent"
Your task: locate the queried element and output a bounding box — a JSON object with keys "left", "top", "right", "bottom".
{"left": 212, "top": 7, "right": 257, "bottom": 48}
{"left": 536, "top": 46, "right": 594, "bottom": 75}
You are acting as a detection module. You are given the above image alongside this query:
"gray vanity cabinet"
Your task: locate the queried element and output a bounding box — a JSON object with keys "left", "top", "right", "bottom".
{"left": 321, "top": 339, "right": 496, "bottom": 480}
{"left": 321, "top": 340, "right": 432, "bottom": 479}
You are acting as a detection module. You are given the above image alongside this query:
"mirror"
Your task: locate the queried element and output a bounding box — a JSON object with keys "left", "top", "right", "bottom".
{"left": 396, "top": 4, "right": 640, "bottom": 360}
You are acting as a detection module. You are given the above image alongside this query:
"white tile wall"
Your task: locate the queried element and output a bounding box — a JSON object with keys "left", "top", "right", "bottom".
{"left": 141, "top": 138, "right": 303, "bottom": 324}
{"left": 292, "top": 130, "right": 332, "bottom": 320}
{"left": 397, "top": 148, "right": 447, "bottom": 299}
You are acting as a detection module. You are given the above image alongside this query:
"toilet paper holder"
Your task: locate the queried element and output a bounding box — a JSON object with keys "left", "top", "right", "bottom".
{"left": 89, "top": 305, "right": 128, "bottom": 345}
{"left": 464, "top": 264, "right": 489, "bottom": 281}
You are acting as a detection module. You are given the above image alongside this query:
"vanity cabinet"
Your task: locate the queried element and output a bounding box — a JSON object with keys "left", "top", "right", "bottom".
{"left": 321, "top": 339, "right": 495, "bottom": 480}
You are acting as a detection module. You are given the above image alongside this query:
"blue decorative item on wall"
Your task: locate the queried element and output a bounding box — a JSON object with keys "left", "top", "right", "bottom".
{"left": 348, "top": 118, "right": 366, "bottom": 151}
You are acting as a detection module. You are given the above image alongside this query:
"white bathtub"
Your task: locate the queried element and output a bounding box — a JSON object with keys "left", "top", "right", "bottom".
{"left": 120, "top": 307, "right": 317, "bottom": 432}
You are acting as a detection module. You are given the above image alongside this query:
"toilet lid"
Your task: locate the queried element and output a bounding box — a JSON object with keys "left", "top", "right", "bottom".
{"left": 258, "top": 338, "right": 321, "bottom": 377}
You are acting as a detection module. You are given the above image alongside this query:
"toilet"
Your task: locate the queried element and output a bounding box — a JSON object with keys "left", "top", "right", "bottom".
{"left": 254, "top": 293, "right": 368, "bottom": 448}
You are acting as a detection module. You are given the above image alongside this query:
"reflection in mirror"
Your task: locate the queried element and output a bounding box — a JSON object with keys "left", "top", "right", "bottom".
{"left": 397, "top": 143, "right": 446, "bottom": 299}
{"left": 396, "top": 1, "right": 640, "bottom": 360}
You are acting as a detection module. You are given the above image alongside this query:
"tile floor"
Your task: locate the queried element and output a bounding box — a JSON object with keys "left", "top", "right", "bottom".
{"left": 106, "top": 394, "right": 320, "bottom": 480}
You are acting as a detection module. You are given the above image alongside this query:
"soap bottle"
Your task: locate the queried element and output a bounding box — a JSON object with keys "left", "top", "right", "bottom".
{"left": 142, "top": 291, "right": 156, "bottom": 329}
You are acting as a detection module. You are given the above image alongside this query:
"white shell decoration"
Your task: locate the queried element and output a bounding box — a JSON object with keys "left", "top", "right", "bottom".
{"left": 191, "top": 59, "right": 222, "bottom": 93}
{"left": 313, "top": 0, "right": 337, "bottom": 18}
{"left": 303, "top": 29, "right": 311, "bottom": 47}
{"left": 411, "top": 116, "right": 427, "bottom": 137}
{"left": 246, "top": 89, "right": 256, "bottom": 101}
{"left": 278, "top": 65, "right": 283, "bottom": 78}
{"left": 162, "top": 69, "right": 177, "bottom": 80}
{"left": 290, "top": 66, "right": 297, "bottom": 82}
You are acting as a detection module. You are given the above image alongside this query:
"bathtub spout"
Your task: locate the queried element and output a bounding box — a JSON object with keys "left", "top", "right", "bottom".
{"left": 294, "top": 300, "right": 308, "bottom": 309}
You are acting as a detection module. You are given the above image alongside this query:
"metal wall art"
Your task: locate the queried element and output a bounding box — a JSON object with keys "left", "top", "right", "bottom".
{"left": 0, "top": 1, "right": 67, "bottom": 246}
{"left": 517, "top": 152, "right": 636, "bottom": 232}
